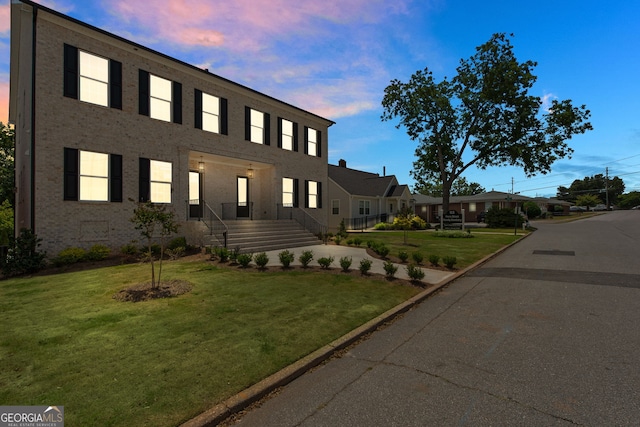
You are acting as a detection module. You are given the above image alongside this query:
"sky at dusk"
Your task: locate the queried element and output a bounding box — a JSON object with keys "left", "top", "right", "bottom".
{"left": 1, "top": 0, "right": 639, "bottom": 197}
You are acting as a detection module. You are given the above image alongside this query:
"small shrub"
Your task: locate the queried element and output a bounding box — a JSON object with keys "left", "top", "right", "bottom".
{"left": 278, "top": 250, "right": 295, "bottom": 268}
{"left": 317, "top": 256, "right": 334, "bottom": 269}
{"left": 373, "top": 222, "right": 388, "bottom": 230}
{"left": 359, "top": 258, "right": 372, "bottom": 275}
{"left": 406, "top": 264, "right": 425, "bottom": 282}
{"left": 86, "top": 244, "right": 110, "bottom": 261}
{"left": 165, "top": 246, "right": 185, "bottom": 260}
{"left": 346, "top": 239, "right": 354, "bottom": 246}
{"left": 339, "top": 256, "right": 352, "bottom": 272}
{"left": 254, "top": 252, "right": 269, "bottom": 269}
{"left": 352, "top": 237, "right": 363, "bottom": 247}
{"left": 299, "top": 250, "right": 314, "bottom": 268}
{"left": 383, "top": 260, "right": 398, "bottom": 278}
{"left": 338, "top": 219, "right": 348, "bottom": 239}
{"left": 411, "top": 251, "right": 424, "bottom": 264}
{"left": 141, "top": 244, "right": 162, "bottom": 257}
{"left": 428, "top": 254, "right": 440, "bottom": 267}
{"left": 53, "top": 247, "right": 86, "bottom": 266}
{"left": 229, "top": 247, "right": 240, "bottom": 263}
{"left": 167, "top": 236, "right": 187, "bottom": 251}
{"left": 217, "top": 247, "right": 230, "bottom": 262}
{"left": 237, "top": 253, "right": 253, "bottom": 268}
{"left": 366, "top": 240, "right": 375, "bottom": 248}
{"left": 434, "top": 231, "right": 474, "bottom": 238}
{"left": 375, "top": 243, "right": 390, "bottom": 258}
{"left": 398, "top": 251, "right": 409, "bottom": 263}
{"left": 121, "top": 243, "right": 138, "bottom": 256}
{"left": 443, "top": 255, "right": 457, "bottom": 270}
{"left": 334, "top": 236, "right": 342, "bottom": 245}
{"left": 2, "top": 229, "right": 47, "bottom": 276}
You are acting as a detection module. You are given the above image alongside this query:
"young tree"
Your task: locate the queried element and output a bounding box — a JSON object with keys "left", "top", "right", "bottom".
{"left": 382, "top": 33, "right": 592, "bottom": 213}
{"left": 0, "top": 123, "right": 15, "bottom": 207}
{"left": 130, "top": 201, "right": 179, "bottom": 288}
{"left": 575, "top": 194, "right": 601, "bottom": 210}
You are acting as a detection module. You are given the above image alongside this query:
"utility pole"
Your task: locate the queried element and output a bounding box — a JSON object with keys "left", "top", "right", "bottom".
{"left": 605, "top": 167, "right": 610, "bottom": 210}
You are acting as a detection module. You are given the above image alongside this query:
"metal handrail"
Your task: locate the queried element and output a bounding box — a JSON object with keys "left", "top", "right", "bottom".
{"left": 277, "top": 204, "right": 327, "bottom": 238}
{"left": 202, "top": 201, "right": 228, "bottom": 247}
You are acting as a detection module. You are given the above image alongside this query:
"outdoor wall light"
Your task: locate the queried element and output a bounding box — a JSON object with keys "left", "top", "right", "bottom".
{"left": 247, "top": 164, "right": 254, "bottom": 179}
{"left": 198, "top": 157, "right": 204, "bottom": 173}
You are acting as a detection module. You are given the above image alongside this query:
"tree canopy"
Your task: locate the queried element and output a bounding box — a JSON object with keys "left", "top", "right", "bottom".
{"left": 0, "top": 122, "right": 15, "bottom": 208}
{"left": 381, "top": 33, "right": 592, "bottom": 212}
{"left": 414, "top": 176, "right": 485, "bottom": 197}
{"left": 557, "top": 174, "right": 625, "bottom": 206}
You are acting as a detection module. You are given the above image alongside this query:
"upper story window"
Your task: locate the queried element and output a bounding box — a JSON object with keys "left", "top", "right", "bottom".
{"left": 139, "top": 158, "right": 172, "bottom": 203}
{"left": 245, "top": 107, "right": 270, "bottom": 145}
{"left": 139, "top": 70, "right": 182, "bottom": 124}
{"left": 64, "top": 44, "right": 122, "bottom": 109}
{"left": 305, "top": 127, "right": 321, "bottom": 157}
{"left": 278, "top": 118, "right": 298, "bottom": 151}
{"left": 195, "top": 89, "right": 228, "bottom": 135}
{"left": 63, "top": 148, "right": 122, "bottom": 203}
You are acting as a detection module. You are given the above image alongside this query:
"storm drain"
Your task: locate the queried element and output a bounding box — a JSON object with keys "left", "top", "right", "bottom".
{"left": 532, "top": 250, "right": 575, "bottom": 256}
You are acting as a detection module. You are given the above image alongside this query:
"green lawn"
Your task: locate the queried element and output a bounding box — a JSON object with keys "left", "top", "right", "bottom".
{"left": 0, "top": 259, "right": 421, "bottom": 426}
{"left": 349, "top": 229, "right": 524, "bottom": 268}
{"left": 0, "top": 229, "right": 524, "bottom": 426}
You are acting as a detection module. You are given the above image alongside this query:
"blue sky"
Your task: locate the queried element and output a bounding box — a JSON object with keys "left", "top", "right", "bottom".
{"left": 1, "top": 0, "right": 639, "bottom": 197}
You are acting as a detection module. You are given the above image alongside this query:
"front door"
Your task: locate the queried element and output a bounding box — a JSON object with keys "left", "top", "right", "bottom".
{"left": 189, "top": 171, "right": 203, "bottom": 218}
{"left": 237, "top": 176, "right": 250, "bottom": 218}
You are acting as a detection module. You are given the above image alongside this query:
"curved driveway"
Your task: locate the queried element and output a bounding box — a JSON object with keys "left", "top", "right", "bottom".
{"left": 230, "top": 211, "right": 640, "bottom": 426}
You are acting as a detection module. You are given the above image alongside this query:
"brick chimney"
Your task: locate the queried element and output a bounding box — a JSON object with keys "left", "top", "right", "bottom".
{"left": 338, "top": 159, "right": 347, "bottom": 168}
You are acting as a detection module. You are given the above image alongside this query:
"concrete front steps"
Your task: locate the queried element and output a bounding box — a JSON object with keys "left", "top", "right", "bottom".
{"left": 222, "top": 220, "right": 322, "bottom": 253}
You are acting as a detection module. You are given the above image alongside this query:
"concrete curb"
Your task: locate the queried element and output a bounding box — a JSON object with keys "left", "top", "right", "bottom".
{"left": 181, "top": 232, "right": 532, "bottom": 427}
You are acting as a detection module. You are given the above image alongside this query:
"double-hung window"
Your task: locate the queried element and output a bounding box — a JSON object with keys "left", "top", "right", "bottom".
{"left": 63, "top": 148, "right": 122, "bottom": 202}
{"left": 64, "top": 44, "right": 122, "bottom": 109}
{"left": 282, "top": 177, "right": 299, "bottom": 208}
{"left": 304, "top": 127, "right": 321, "bottom": 157}
{"left": 245, "top": 107, "right": 271, "bottom": 145}
{"left": 194, "top": 89, "right": 228, "bottom": 134}
{"left": 332, "top": 199, "right": 340, "bottom": 215}
{"left": 305, "top": 180, "right": 322, "bottom": 209}
{"left": 359, "top": 200, "right": 370, "bottom": 215}
{"left": 278, "top": 118, "right": 298, "bottom": 151}
{"left": 139, "top": 70, "right": 182, "bottom": 124}
{"left": 139, "top": 158, "right": 172, "bottom": 203}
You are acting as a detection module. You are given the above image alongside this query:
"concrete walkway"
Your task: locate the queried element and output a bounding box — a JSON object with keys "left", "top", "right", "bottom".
{"left": 259, "top": 244, "right": 456, "bottom": 283}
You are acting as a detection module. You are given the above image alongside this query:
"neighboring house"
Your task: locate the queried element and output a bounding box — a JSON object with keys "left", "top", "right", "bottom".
{"left": 328, "top": 160, "right": 412, "bottom": 231}
{"left": 9, "top": 0, "right": 333, "bottom": 255}
{"left": 413, "top": 190, "right": 571, "bottom": 223}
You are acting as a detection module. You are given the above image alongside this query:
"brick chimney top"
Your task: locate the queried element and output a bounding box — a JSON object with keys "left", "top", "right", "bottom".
{"left": 338, "top": 159, "right": 347, "bottom": 168}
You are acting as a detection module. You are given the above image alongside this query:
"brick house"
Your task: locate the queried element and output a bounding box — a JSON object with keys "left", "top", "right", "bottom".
{"left": 9, "top": 0, "right": 333, "bottom": 255}
{"left": 328, "top": 160, "right": 412, "bottom": 231}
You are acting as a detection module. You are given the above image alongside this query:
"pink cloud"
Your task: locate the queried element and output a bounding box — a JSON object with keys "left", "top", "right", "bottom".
{"left": 0, "top": 4, "right": 10, "bottom": 35}
{"left": 0, "top": 81, "right": 9, "bottom": 124}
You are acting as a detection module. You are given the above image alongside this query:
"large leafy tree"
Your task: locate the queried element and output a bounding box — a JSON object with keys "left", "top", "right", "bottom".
{"left": 557, "top": 174, "right": 625, "bottom": 205}
{"left": 0, "top": 122, "right": 15, "bottom": 207}
{"left": 382, "top": 33, "right": 592, "bottom": 212}
{"left": 414, "top": 176, "right": 485, "bottom": 197}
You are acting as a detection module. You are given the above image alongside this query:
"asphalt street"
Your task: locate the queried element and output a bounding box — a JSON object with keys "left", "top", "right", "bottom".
{"left": 229, "top": 211, "right": 640, "bottom": 426}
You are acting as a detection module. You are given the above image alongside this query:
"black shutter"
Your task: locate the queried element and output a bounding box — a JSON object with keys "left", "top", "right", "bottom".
{"left": 303, "top": 126, "right": 309, "bottom": 155}
{"left": 293, "top": 122, "right": 299, "bottom": 152}
{"left": 139, "top": 157, "right": 150, "bottom": 202}
{"left": 109, "top": 60, "right": 122, "bottom": 110}
{"left": 304, "top": 180, "right": 309, "bottom": 208}
{"left": 139, "top": 70, "right": 150, "bottom": 116}
{"left": 221, "top": 98, "right": 228, "bottom": 135}
{"left": 317, "top": 181, "right": 322, "bottom": 208}
{"left": 277, "top": 117, "right": 282, "bottom": 148}
{"left": 110, "top": 154, "right": 123, "bottom": 202}
{"left": 244, "top": 106, "right": 251, "bottom": 141}
{"left": 317, "top": 130, "right": 322, "bottom": 157}
{"left": 63, "top": 44, "right": 78, "bottom": 99}
{"left": 264, "top": 113, "right": 271, "bottom": 145}
{"left": 194, "top": 89, "right": 203, "bottom": 129}
{"left": 293, "top": 178, "right": 299, "bottom": 208}
{"left": 63, "top": 148, "right": 78, "bottom": 201}
{"left": 172, "top": 81, "right": 182, "bottom": 124}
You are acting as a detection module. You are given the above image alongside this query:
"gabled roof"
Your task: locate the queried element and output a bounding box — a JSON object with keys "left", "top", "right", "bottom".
{"left": 387, "top": 184, "right": 410, "bottom": 197}
{"left": 329, "top": 164, "right": 397, "bottom": 197}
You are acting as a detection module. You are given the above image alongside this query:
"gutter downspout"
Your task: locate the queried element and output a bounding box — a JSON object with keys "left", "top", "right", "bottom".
{"left": 29, "top": 3, "right": 37, "bottom": 231}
